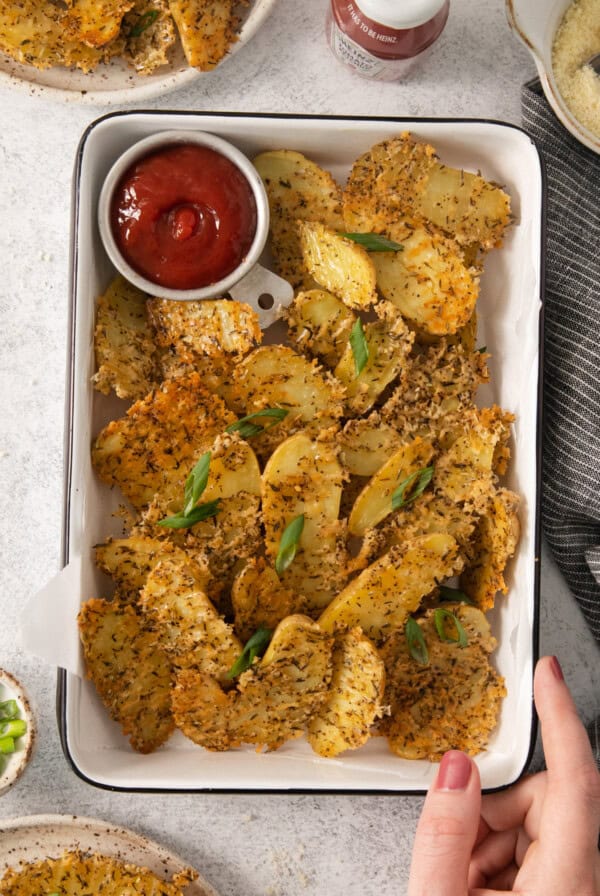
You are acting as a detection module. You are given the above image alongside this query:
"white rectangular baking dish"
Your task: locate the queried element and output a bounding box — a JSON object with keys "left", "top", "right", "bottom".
{"left": 54, "top": 112, "right": 543, "bottom": 792}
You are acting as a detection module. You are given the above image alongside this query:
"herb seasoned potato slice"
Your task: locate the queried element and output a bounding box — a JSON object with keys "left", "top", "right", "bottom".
{"left": 139, "top": 556, "right": 242, "bottom": 684}
{"left": 334, "top": 302, "right": 414, "bottom": 414}
{"left": 286, "top": 289, "right": 357, "bottom": 367}
{"left": 307, "top": 627, "right": 385, "bottom": 758}
{"left": 78, "top": 597, "right": 174, "bottom": 753}
{"left": 172, "top": 615, "right": 334, "bottom": 751}
{"left": 233, "top": 344, "right": 345, "bottom": 427}
{"left": 382, "top": 604, "right": 505, "bottom": 760}
{"left": 148, "top": 297, "right": 261, "bottom": 361}
{"left": 92, "top": 372, "right": 236, "bottom": 510}
{"left": 64, "top": 0, "right": 134, "bottom": 47}
{"left": 435, "top": 410, "right": 504, "bottom": 510}
{"left": 371, "top": 225, "right": 479, "bottom": 336}
{"left": 318, "top": 533, "right": 462, "bottom": 641}
{"left": 232, "top": 558, "right": 303, "bottom": 642}
{"left": 348, "top": 437, "right": 435, "bottom": 536}
{"left": 381, "top": 342, "right": 489, "bottom": 444}
{"left": 343, "top": 133, "right": 511, "bottom": 250}
{"left": 261, "top": 431, "right": 346, "bottom": 610}
{"left": 339, "top": 414, "right": 403, "bottom": 477}
{"left": 0, "top": 851, "right": 197, "bottom": 896}
{"left": 298, "top": 221, "right": 378, "bottom": 309}
{"left": 381, "top": 492, "right": 477, "bottom": 554}
{"left": 95, "top": 535, "right": 210, "bottom": 600}
{"left": 122, "top": 0, "right": 176, "bottom": 74}
{"left": 253, "top": 150, "right": 344, "bottom": 287}
{"left": 459, "top": 488, "right": 520, "bottom": 610}
{"left": 167, "top": 0, "right": 234, "bottom": 69}
{"left": 0, "top": 1, "right": 117, "bottom": 72}
{"left": 92, "top": 275, "right": 158, "bottom": 400}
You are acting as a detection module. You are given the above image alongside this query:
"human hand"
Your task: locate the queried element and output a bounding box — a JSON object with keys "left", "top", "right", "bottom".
{"left": 407, "top": 655, "right": 600, "bottom": 895}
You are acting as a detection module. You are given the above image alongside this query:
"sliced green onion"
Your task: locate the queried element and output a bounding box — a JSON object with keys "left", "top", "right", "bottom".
{"left": 406, "top": 617, "right": 429, "bottom": 666}
{"left": 129, "top": 8, "right": 159, "bottom": 36}
{"left": 433, "top": 608, "right": 469, "bottom": 647}
{"left": 226, "top": 408, "right": 289, "bottom": 439}
{"left": 340, "top": 232, "right": 404, "bottom": 252}
{"left": 477, "top": 345, "right": 488, "bottom": 353}
{"left": 0, "top": 700, "right": 18, "bottom": 721}
{"left": 391, "top": 466, "right": 434, "bottom": 511}
{"left": 183, "top": 451, "right": 211, "bottom": 516}
{"left": 226, "top": 627, "right": 272, "bottom": 679}
{"left": 0, "top": 736, "right": 15, "bottom": 754}
{"left": 275, "top": 514, "right": 305, "bottom": 576}
{"left": 0, "top": 719, "right": 26, "bottom": 739}
{"left": 349, "top": 318, "right": 369, "bottom": 377}
{"left": 438, "top": 585, "right": 474, "bottom": 605}
{"left": 157, "top": 499, "right": 221, "bottom": 530}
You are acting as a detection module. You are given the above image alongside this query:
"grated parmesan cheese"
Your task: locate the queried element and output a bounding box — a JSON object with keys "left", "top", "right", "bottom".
{"left": 552, "top": 0, "right": 600, "bottom": 138}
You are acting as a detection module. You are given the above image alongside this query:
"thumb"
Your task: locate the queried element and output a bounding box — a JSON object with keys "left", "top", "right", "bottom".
{"left": 408, "top": 751, "right": 481, "bottom": 896}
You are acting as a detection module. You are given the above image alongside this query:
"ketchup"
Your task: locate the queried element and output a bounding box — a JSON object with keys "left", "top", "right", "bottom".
{"left": 110, "top": 143, "right": 257, "bottom": 291}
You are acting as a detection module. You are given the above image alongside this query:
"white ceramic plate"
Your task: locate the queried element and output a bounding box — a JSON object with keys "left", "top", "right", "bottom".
{"left": 0, "top": 0, "right": 277, "bottom": 104}
{"left": 0, "top": 814, "right": 218, "bottom": 895}
{"left": 25, "top": 112, "right": 542, "bottom": 793}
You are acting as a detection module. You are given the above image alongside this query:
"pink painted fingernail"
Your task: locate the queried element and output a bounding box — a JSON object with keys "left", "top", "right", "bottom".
{"left": 436, "top": 751, "right": 472, "bottom": 791}
{"left": 550, "top": 655, "right": 564, "bottom": 681}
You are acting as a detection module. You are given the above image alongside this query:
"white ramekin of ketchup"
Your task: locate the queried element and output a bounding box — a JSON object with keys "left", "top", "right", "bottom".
{"left": 98, "top": 130, "right": 282, "bottom": 310}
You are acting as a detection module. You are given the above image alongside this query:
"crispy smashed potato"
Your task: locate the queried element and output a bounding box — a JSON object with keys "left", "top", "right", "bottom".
{"left": 286, "top": 288, "right": 356, "bottom": 367}
{"left": 78, "top": 597, "right": 173, "bottom": 753}
{"left": 148, "top": 297, "right": 261, "bottom": 361}
{"left": 85, "top": 132, "right": 520, "bottom": 764}
{"left": 460, "top": 488, "right": 521, "bottom": 610}
{"left": 371, "top": 223, "right": 479, "bottom": 336}
{"left": 140, "top": 556, "right": 242, "bottom": 684}
{"left": 95, "top": 535, "right": 210, "bottom": 600}
{"left": 93, "top": 275, "right": 158, "bottom": 400}
{"left": 334, "top": 301, "right": 414, "bottom": 414}
{"left": 172, "top": 615, "right": 333, "bottom": 751}
{"left": 343, "top": 132, "right": 511, "bottom": 250}
{"left": 0, "top": 851, "right": 197, "bottom": 896}
{"left": 382, "top": 605, "right": 506, "bottom": 760}
{"left": 0, "top": 0, "right": 252, "bottom": 74}
{"left": 318, "top": 534, "right": 462, "bottom": 641}
{"left": 92, "top": 372, "right": 235, "bottom": 510}
{"left": 253, "top": 150, "right": 344, "bottom": 287}
{"left": 298, "top": 221, "right": 378, "bottom": 310}
{"left": 307, "top": 628, "right": 385, "bottom": 758}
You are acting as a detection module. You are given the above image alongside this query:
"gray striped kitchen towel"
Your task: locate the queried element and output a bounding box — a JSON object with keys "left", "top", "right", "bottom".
{"left": 522, "top": 79, "right": 600, "bottom": 765}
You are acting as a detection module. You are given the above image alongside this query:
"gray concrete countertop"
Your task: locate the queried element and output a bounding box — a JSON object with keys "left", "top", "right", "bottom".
{"left": 0, "top": 1, "right": 599, "bottom": 893}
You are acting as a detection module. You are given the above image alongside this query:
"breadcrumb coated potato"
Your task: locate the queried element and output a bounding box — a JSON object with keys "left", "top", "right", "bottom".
{"left": 148, "top": 297, "right": 261, "bottom": 361}
{"left": 382, "top": 605, "right": 506, "bottom": 760}
{"left": 140, "top": 556, "right": 242, "bottom": 684}
{"left": 318, "top": 533, "right": 463, "bottom": 641}
{"left": 92, "top": 275, "right": 158, "bottom": 401}
{"left": 78, "top": 597, "right": 174, "bottom": 753}
{"left": 307, "top": 628, "right": 385, "bottom": 758}
{"left": 298, "top": 221, "right": 378, "bottom": 310}
{"left": 0, "top": 0, "right": 248, "bottom": 73}
{"left": 172, "top": 615, "right": 334, "bottom": 751}
{"left": 254, "top": 150, "right": 345, "bottom": 288}
{"left": 92, "top": 372, "right": 235, "bottom": 510}
{"left": 0, "top": 850, "right": 197, "bottom": 895}
{"left": 343, "top": 132, "right": 511, "bottom": 251}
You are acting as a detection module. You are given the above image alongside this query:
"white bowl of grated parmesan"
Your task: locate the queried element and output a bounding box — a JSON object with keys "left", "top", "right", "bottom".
{"left": 506, "top": 0, "right": 600, "bottom": 154}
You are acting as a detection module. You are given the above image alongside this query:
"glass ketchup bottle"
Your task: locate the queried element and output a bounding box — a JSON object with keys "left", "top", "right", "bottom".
{"left": 326, "top": 0, "right": 450, "bottom": 81}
